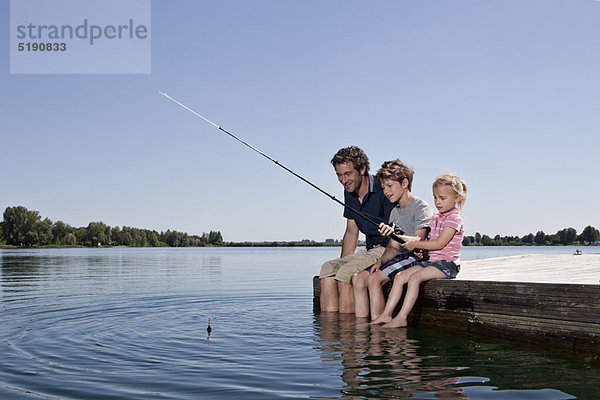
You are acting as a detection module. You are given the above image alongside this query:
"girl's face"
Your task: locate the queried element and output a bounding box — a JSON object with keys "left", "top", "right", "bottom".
{"left": 381, "top": 178, "right": 408, "bottom": 204}
{"left": 433, "top": 184, "right": 459, "bottom": 214}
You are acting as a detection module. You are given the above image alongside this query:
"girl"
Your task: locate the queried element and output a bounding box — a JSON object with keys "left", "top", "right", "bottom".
{"left": 372, "top": 173, "right": 467, "bottom": 328}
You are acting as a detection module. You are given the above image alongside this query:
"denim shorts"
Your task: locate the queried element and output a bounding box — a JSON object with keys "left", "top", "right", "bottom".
{"left": 416, "top": 260, "right": 460, "bottom": 279}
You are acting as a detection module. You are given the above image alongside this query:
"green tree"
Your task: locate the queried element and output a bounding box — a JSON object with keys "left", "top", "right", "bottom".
{"left": 64, "top": 232, "right": 77, "bottom": 246}
{"left": 559, "top": 228, "right": 578, "bottom": 245}
{"left": 208, "top": 231, "right": 223, "bottom": 245}
{"left": 580, "top": 225, "right": 600, "bottom": 245}
{"left": 481, "top": 235, "right": 494, "bottom": 246}
{"left": 462, "top": 236, "right": 474, "bottom": 246}
{"left": 85, "top": 222, "right": 110, "bottom": 246}
{"left": 534, "top": 231, "right": 546, "bottom": 245}
{"left": 1, "top": 206, "right": 53, "bottom": 246}
{"left": 493, "top": 234, "right": 503, "bottom": 246}
{"left": 522, "top": 233, "right": 534, "bottom": 245}
{"left": 52, "top": 220, "right": 75, "bottom": 245}
{"left": 38, "top": 218, "right": 53, "bottom": 245}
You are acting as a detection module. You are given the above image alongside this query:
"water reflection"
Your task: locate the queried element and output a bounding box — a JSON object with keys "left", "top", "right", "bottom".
{"left": 314, "top": 313, "right": 599, "bottom": 399}
{"left": 0, "top": 248, "right": 224, "bottom": 300}
{"left": 315, "top": 313, "right": 466, "bottom": 398}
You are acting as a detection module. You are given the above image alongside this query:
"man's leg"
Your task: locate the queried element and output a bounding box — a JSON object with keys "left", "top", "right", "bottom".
{"left": 319, "top": 257, "right": 349, "bottom": 312}
{"left": 320, "top": 276, "right": 339, "bottom": 312}
{"left": 337, "top": 280, "right": 355, "bottom": 314}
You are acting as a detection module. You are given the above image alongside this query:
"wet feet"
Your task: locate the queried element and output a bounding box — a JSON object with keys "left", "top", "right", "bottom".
{"left": 382, "top": 319, "right": 408, "bottom": 329}
{"left": 369, "top": 315, "right": 392, "bottom": 325}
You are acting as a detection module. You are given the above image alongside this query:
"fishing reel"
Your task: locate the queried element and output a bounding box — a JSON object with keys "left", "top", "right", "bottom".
{"left": 391, "top": 223, "right": 404, "bottom": 236}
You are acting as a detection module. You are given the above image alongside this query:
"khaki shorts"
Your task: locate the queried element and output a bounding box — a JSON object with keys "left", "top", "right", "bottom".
{"left": 319, "top": 245, "right": 385, "bottom": 284}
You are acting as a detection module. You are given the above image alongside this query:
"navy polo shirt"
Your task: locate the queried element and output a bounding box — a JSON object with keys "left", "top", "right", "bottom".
{"left": 343, "top": 175, "right": 394, "bottom": 249}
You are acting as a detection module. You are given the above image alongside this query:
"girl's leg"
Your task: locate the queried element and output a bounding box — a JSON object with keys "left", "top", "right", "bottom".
{"left": 383, "top": 266, "right": 445, "bottom": 328}
{"left": 370, "top": 266, "right": 421, "bottom": 324}
{"left": 366, "top": 271, "right": 390, "bottom": 321}
{"left": 352, "top": 270, "right": 371, "bottom": 318}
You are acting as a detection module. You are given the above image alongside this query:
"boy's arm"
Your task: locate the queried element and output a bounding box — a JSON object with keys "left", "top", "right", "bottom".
{"left": 371, "top": 240, "right": 400, "bottom": 272}
{"left": 340, "top": 218, "right": 359, "bottom": 258}
{"left": 402, "top": 227, "right": 457, "bottom": 252}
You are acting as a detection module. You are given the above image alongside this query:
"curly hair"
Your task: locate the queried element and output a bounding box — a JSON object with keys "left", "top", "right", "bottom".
{"left": 433, "top": 173, "right": 468, "bottom": 210}
{"left": 375, "top": 160, "right": 414, "bottom": 191}
{"left": 330, "top": 146, "right": 369, "bottom": 175}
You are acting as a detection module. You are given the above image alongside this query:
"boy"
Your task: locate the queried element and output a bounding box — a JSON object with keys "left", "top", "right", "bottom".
{"left": 352, "top": 160, "right": 433, "bottom": 320}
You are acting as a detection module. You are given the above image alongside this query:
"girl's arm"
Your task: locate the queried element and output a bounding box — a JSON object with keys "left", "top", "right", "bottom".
{"left": 378, "top": 225, "right": 428, "bottom": 243}
{"left": 402, "top": 227, "right": 457, "bottom": 252}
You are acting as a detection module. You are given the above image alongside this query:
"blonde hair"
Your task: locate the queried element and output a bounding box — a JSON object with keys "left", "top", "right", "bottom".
{"left": 375, "top": 160, "right": 414, "bottom": 191}
{"left": 433, "top": 173, "right": 467, "bottom": 210}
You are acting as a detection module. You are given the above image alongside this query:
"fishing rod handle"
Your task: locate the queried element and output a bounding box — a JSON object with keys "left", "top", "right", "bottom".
{"left": 388, "top": 233, "right": 406, "bottom": 244}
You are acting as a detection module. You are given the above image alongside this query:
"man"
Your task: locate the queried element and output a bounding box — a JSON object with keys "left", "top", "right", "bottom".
{"left": 319, "top": 146, "right": 394, "bottom": 313}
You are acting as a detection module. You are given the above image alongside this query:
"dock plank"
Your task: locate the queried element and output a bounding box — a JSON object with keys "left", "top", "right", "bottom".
{"left": 313, "top": 253, "right": 600, "bottom": 360}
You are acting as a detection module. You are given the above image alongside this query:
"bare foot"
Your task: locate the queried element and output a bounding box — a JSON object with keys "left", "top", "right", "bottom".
{"left": 382, "top": 319, "right": 408, "bottom": 328}
{"left": 369, "top": 315, "right": 392, "bottom": 325}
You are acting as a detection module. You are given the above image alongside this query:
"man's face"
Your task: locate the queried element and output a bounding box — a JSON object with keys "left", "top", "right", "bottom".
{"left": 335, "top": 161, "right": 364, "bottom": 193}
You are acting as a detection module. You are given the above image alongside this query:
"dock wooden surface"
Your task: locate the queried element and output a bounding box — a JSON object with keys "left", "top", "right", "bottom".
{"left": 313, "top": 253, "right": 600, "bottom": 361}
{"left": 457, "top": 253, "right": 600, "bottom": 284}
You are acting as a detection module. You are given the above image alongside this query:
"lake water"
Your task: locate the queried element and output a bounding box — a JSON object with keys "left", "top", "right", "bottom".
{"left": 1, "top": 246, "right": 598, "bottom": 399}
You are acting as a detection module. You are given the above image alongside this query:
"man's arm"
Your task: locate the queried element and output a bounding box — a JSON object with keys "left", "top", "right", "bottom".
{"left": 340, "top": 218, "right": 359, "bottom": 258}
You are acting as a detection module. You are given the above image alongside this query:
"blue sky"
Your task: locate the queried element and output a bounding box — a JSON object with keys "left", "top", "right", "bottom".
{"left": 2, "top": 0, "right": 599, "bottom": 242}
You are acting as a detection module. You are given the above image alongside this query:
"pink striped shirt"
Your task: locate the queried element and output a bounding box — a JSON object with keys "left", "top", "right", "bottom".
{"left": 427, "top": 208, "right": 464, "bottom": 263}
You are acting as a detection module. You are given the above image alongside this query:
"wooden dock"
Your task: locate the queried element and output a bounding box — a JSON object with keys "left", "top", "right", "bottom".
{"left": 313, "top": 253, "right": 600, "bottom": 362}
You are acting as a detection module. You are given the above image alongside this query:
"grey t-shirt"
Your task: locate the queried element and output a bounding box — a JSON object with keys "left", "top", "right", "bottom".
{"left": 389, "top": 195, "right": 433, "bottom": 236}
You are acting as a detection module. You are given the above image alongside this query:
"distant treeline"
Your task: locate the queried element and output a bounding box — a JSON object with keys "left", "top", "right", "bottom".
{"left": 463, "top": 226, "right": 599, "bottom": 246}
{"left": 225, "top": 240, "right": 338, "bottom": 247}
{"left": 0, "top": 206, "right": 223, "bottom": 247}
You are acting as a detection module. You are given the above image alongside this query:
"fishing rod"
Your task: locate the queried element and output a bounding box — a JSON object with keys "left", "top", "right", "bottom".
{"left": 155, "top": 90, "right": 405, "bottom": 245}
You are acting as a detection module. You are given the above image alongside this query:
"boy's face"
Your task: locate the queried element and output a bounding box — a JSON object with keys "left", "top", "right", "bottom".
{"left": 335, "top": 161, "right": 364, "bottom": 193}
{"left": 381, "top": 178, "right": 408, "bottom": 204}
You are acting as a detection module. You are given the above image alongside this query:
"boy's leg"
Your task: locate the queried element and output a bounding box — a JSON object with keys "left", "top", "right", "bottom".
{"left": 383, "top": 266, "right": 445, "bottom": 328}
{"left": 366, "top": 271, "right": 390, "bottom": 321}
{"left": 334, "top": 246, "right": 385, "bottom": 314}
{"left": 353, "top": 270, "right": 371, "bottom": 318}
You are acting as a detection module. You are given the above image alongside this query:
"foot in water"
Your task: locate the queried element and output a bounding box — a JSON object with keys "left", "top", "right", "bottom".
{"left": 382, "top": 319, "right": 408, "bottom": 328}
{"left": 369, "top": 315, "right": 392, "bottom": 325}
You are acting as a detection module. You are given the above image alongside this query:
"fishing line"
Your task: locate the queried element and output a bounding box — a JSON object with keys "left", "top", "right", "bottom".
{"left": 155, "top": 90, "right": 405, "bottom": 244}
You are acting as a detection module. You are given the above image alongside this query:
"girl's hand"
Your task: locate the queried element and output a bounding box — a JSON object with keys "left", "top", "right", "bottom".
{"left": 402, "top": 239, "right": 419, "bottom": 252}
{"left": 378, "top": 222, "right": 394, "bottom": 237}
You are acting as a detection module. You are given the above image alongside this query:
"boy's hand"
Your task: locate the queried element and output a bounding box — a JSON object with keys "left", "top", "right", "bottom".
{"left": 371, "top": 259, "right": 382, "bottom": 273}
{"left": 378, "top": 222, "right": 394, "bottom": 237}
